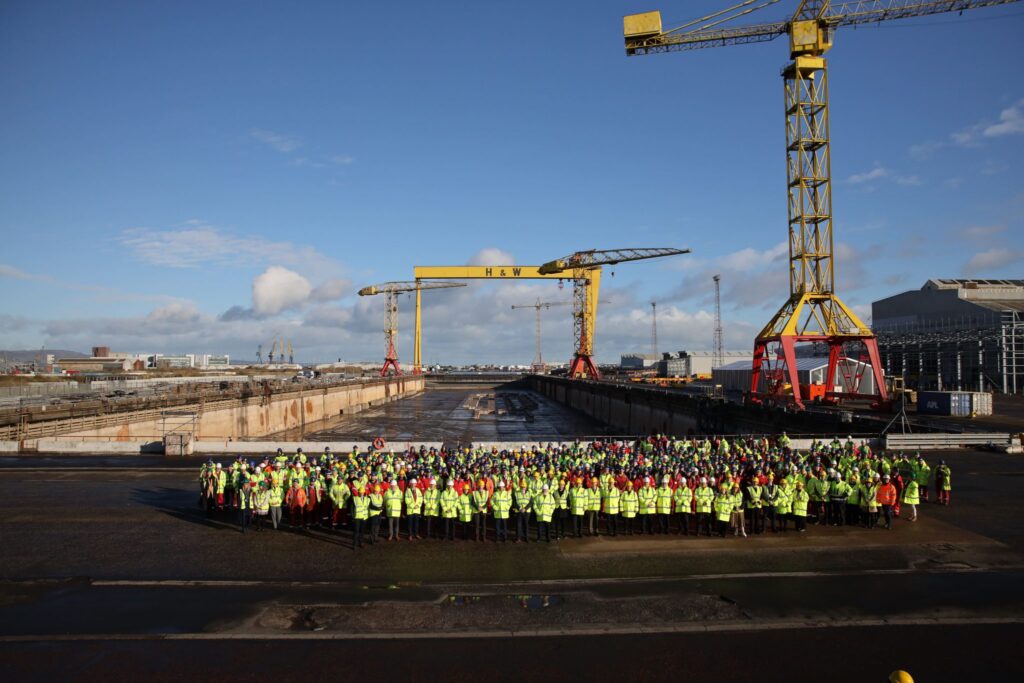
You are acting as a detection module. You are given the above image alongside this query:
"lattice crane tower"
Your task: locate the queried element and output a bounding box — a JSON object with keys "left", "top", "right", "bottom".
{"left": 511, "top": 299, "right": 571, "bottom": 374}
{"left": 358, "top": 281, "right": 465, "bottom": 377}
{"left": 623, "top": 0, "right": 1018, "bottom": 408}
{"left": 539, "top": 248, "right": 690, "bottom": 379}
{"left": 713, "top": 275, "right": 724, "bottom": 370}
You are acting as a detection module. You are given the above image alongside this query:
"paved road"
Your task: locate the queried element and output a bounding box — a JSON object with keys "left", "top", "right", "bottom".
{"left": 0, "top": 448, "right": 1021, "bottom": 680}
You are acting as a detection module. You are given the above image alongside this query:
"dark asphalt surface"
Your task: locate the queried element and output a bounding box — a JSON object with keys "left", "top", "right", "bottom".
{"left": 0, "top": 448, "right": 1022, "bottom": 680}
{"left": 3, "top": 625, "right": 1022, "bottom": 683}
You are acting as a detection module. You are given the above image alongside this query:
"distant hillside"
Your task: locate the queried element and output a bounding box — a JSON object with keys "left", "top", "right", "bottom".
{"left": 0, "top": 349, "right": 89, "bottom": 362}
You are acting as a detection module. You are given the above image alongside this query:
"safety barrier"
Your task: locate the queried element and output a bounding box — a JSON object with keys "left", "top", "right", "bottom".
{"left": 884, "top": 432, "right": 1012, "bottom": 450}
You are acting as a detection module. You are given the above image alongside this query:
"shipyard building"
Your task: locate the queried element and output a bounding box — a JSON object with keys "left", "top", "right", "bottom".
{"left": 872, "top": 279, "right": 1024, "bottom": 395}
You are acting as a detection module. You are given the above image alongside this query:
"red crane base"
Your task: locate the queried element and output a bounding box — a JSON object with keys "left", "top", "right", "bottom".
{"left": 379, "top": 358, "right": 401, "bottom": 377}
{"left": 568, "top": 354, "right": 600, "bottom": 380}
{"left": 750, "top": 334, "right": 888, "bottom": 411}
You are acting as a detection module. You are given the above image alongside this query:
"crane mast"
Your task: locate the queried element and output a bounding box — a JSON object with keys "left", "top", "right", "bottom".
{"left": 713, "top": 275, "right": 724, "bottom": 370}
{"left": 624, "top": 0, "right": 1017, "bottom": 408}
{"left": 359, "top": 281, "right": 466, "bottom": 376}
{"left": 651, "top": 301, "right": 658, "bottom": 360}
{"left": 540, "top": 248, "right": 690, "bottom": 379}
{"left": 511, "top": 299, "right": 571, "bottom": 374}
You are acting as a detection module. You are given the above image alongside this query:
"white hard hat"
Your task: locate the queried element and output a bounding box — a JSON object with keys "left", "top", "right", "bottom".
{"left": 497, "top": 480, "right": 505, "bottom": 488}
{"left": 680, "top": 477, "right": 687, "bottom": 484}
{"left": 409, "top": 478, "right": 417, "bottom": 484}
{"left": 447, "top": 480, "right": 454, "bottom": 487}
{"left": 429, "top": 478, "right": 437, "bottom": 485}
{"left": 662, "top": 476, "right": 669, "bottom": 483}
{"left": 700, "top": 476, "right": 707, "bottom": 484}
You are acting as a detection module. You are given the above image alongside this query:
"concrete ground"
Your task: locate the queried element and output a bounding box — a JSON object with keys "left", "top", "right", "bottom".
{"left": 276, "top": 387, "right": 614, "bottom": 443}
{"left": 0, "top": 448, "right": 1022, "bottom": 681}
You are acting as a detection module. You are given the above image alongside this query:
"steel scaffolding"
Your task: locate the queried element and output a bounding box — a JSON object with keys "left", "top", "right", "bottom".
{"left": 875, "top": 311, "right": 1023, "bottom": 394}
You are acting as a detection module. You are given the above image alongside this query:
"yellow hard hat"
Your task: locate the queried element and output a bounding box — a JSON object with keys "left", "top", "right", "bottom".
{"left": 889, "top": 671, "right": 914, "bottom": 683}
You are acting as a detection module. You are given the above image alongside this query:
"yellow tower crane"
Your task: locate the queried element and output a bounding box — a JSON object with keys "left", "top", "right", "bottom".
{"left": 539, "top": 248, "right": 691, "bottom": 379}
{"left": 623, "top": 0, "right": 1019, "bottom": 409}
{"left": 358, "top": 280, "right": 466, "bottom": 376}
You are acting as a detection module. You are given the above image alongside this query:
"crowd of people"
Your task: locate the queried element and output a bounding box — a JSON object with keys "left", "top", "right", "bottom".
{"left": 197, "top": 434, "right": 953, "bottom": 548}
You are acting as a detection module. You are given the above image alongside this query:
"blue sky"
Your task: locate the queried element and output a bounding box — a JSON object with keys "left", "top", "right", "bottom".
{"left": 1, "top": 1, "right": 1022, "bottom": 365}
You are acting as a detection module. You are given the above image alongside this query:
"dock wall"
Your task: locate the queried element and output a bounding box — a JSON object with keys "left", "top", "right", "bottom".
{"left": 5, "top": 377, "right": 423, "bottom": 451}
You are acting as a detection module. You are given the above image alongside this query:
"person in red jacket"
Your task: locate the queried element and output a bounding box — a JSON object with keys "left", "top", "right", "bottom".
{"left": 285, "top": 479, "right": 307, "bottom": 529}
{"left": 877, "top": 474, "right": 898, "bottom": 530}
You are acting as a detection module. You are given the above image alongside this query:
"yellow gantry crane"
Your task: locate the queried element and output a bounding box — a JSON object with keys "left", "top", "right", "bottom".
{"left": 511, "top": 298, "right": 572, "bottom": 374}
{"left": 623, "top": 0, "right": 1018, "bottom": 409}
{"left": 539, "top": 248, "right": 690, "bottom": 379}
{"left": 358, "top": 281, "right": 465, "bottom": 376}
{"left": 412, "top": 248, "right": 688, "bottom": 378}
{"left": 411, "top": 265, "right": 570, "bottom": 375}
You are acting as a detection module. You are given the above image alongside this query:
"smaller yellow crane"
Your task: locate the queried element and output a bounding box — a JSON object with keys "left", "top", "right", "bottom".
{"left": 359, "top": 281, "right": 465, "bottom": 376}
{"left": 539, "top": 248, "right": 690, "bottom": 379}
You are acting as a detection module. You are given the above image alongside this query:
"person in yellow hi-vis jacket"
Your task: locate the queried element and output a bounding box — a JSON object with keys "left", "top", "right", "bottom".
{"left": 491, "top": 480, "right": 512, "bottom": 542}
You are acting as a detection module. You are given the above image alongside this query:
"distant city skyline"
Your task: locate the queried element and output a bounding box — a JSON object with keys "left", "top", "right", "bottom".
{"left": 2, "top": 1, "right": 1022, "bottom": 365}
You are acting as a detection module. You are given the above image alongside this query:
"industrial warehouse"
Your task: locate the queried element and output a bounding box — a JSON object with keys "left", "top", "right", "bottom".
{"left": 2, "top": 2, "right": 1023, "bottom": 683}
{"left": 874, "top": 279, "right": 1024, "bottom": 395}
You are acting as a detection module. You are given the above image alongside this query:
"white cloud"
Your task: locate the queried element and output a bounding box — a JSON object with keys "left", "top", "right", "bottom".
{"left": 847, "top": 167, "right": 889, "bottom": 184}
{"left": 963, "top": 224, "right": 1007, "bottom": 241}
{"left": 665, "top": 242, "right": 788, "bottom": 309}
{"left": 468, "top": 248, "right": 515, "bottom": 266}
{"left": 120, "top": 221, "right": 340, "bottom": 276}
{"left": 0, "top": 262, "right": 185, "bottom": 305}
{"left": 144, "top": 302, "right": 203, "bottom": 329}
{"left": 952, "top": 98, "right": 1024, "bottom": 146}
{"left": 846, "top": 166, "right": 924, "bottom": 186}
{"left": 0, "top": 264, "right": 54, "bottom": 282}
{"left": 980, "top": 160, "right": 1009, "bottom": 176}
{"left": 289, "top": 154, "right": 355, "bottom": 169}
{"left": 310, "top": 278, "right": 352, "bottom": 302}
{"left": 983, "top": 99, "right": 1024, "bottom": 138}
{"left": 250, "top": 128, "right": 303, "bottom": 153}
{"left": 909, "top": 140, "right": 944, "bottom": 159}
{"left": 252, "top": 266, "right": 313, "bottom": 317}
{"left": 16, "top": 279, "right": 754, "bottom": 365}
{"left": 718, "top": 243, "right": 787, "bottom": 271}
{"left": 963, "top": 248, "right": 1024, "bottom": 276}
{"left": 302, "top": 304, "right": 354, "bottom": 328}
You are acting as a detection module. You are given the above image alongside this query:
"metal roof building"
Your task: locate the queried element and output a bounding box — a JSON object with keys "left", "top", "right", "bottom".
{"left": 872, "top": 279, "right": 1023, "bottom": 394}
{"left": 712, "top": 357, "right": 877, "bottom": 395}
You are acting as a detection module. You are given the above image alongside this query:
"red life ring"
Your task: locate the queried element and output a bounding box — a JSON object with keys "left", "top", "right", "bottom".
{"left": 373, "top": 437, "right": 386, "bottom": 450}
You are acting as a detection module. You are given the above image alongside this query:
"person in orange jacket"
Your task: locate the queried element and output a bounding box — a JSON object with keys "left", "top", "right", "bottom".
{"left": 285, "top": 479, "right": 307, "bottom": 529}
{"left": 877, "top": 474, "right": 898, "bottom": 530}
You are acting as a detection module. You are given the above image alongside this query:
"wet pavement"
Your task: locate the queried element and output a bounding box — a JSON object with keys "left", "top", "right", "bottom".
{"left": 287, "top": 388, "right": 614, "bottom": 443}
{"left": 0, "top": 448, "right": 1022, "bottom": 680}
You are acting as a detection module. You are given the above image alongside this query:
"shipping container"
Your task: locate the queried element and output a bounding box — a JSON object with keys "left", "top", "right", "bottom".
{"left": 950, "top": 391, "right": 972, "bottom": 417}
{"left": 917, "top": 390, "right": 977, "bottom": 417}
{"left": 917, "top": 391, "right": 951, "bottom": 415}
{"left": 970, "top": 392, "right": 993, "bottom": 416}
